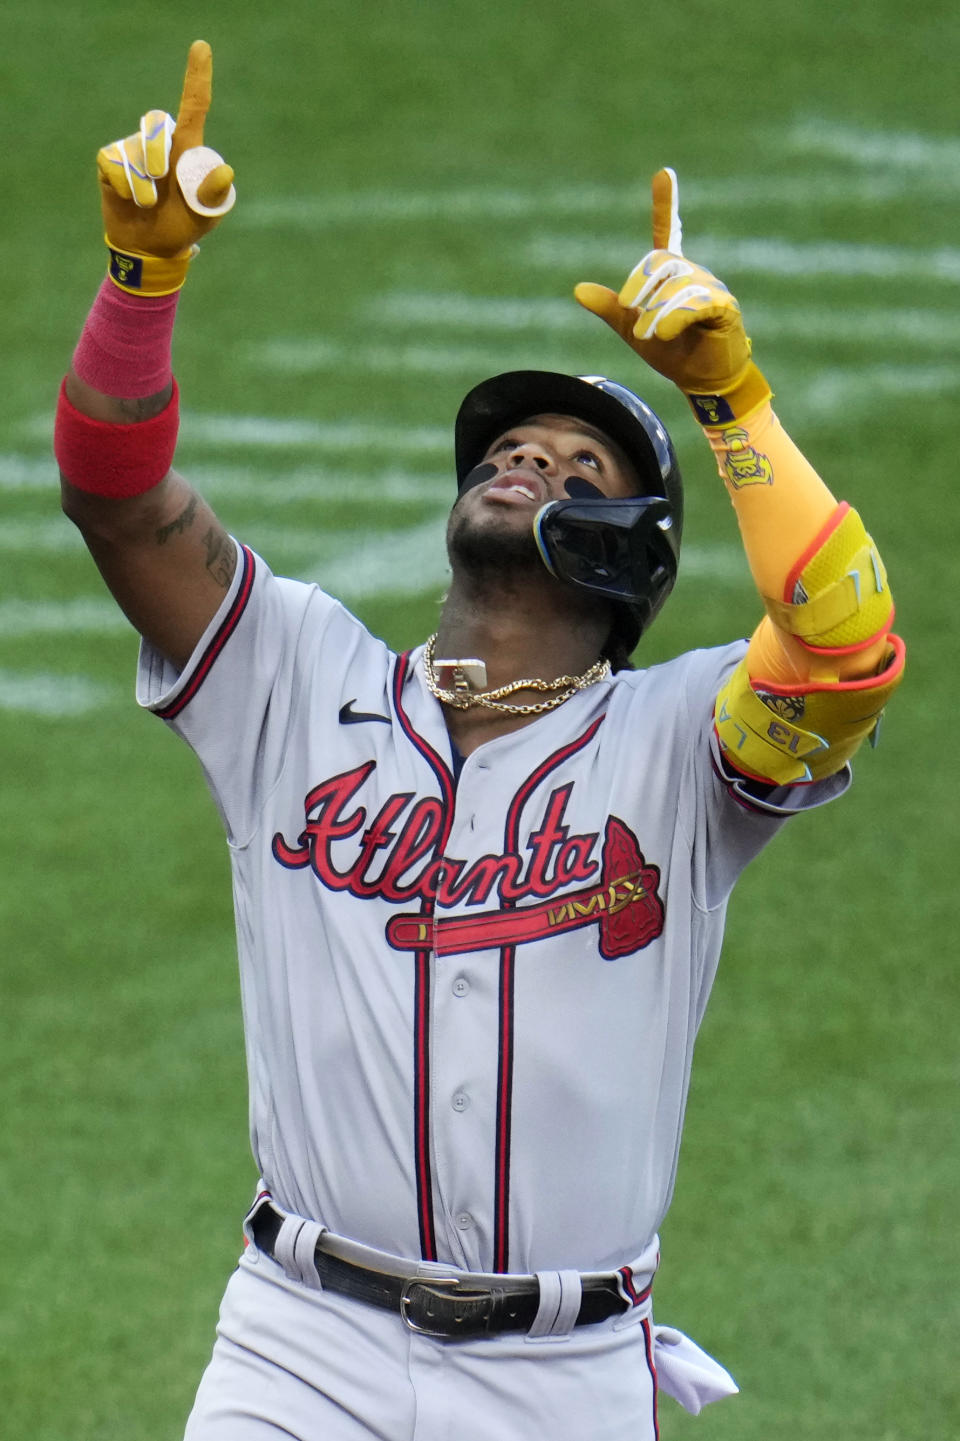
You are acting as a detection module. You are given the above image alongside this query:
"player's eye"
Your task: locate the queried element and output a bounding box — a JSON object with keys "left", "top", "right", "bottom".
{"left": 490, "top": 436, "right": 521, "bottom": 454}
{"left": 573, "top": 449, "right": 602, "bottom": 471}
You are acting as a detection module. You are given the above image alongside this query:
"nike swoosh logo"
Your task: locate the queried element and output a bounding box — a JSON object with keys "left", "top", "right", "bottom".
{"left": 338, "top": 699, "right": 392, "bottom": 726}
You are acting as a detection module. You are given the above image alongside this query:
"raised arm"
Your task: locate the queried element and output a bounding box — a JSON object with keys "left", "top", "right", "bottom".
{"left": 57, "top": 41, "right": 237, "bottom": 670}
{"left": 575, "top": 169, "right": 904, "bottom": 788}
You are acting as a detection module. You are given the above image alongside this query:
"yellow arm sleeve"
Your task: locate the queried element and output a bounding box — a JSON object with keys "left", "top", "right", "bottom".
{"left": 705, "top": 401, "right": 894, "bottom": 678}
{"left": 705, "top": 401, "right": 904, "bottom": 783}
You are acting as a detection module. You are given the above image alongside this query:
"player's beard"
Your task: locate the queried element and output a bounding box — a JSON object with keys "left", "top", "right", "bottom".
{"left": 445, "top": 504, "right": 543, "bottom": 591}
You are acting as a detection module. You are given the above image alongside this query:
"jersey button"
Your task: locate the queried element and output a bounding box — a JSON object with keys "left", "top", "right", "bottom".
{"left": 456, "top": 1212, "right": 474, "bottom": 1230}
{"left": 451, "top": 1091, "right": 470, "bottom": 1112}
{"left": 453, "top": 977, "right": 470, "bottom": 997}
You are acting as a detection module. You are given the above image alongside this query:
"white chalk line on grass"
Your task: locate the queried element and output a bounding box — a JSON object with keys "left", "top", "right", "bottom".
{"left": 253, "top": 336, "right": 586, "bottom": 376}
{"left": 790, "top": 118, "right": 960, "bottom": 171}
{"left": 372, "top": 295, "right": 582, "bottom": 332}
{"left": 1, "top": 454, "right": 451, "bottom": 503}
{"left": 0, "top": 668, "right": 119, "bottom": 717}
{"left": 183, "top": 415, "right": 452, "bottom": 453}
{"left": 0, "top": 597, "right": 131, "bottom": 637}
{"left": 0, "top": 509, "right": 456, "bottom": 564}
{"left": 527, "top": 233, "right": 960, "bottom": 281}
{"left": 0, "top": 516, "right": 338, "bottom": 558}
{"left": 0, "top": 455, "right": 56, "bottom": 489}
{"left": 296, "top": 519, "right": 451, "bottom": 598}
{"left": 248, "top": 298, "right": 960, "bottom": 378}
{"left": 199, "top": 466, "right": 449, "bottom": 506}
{"left": 208, "top": 360, "right": 960, "bottom": 416}
{"left": 796, "top": 363, "right": 960, "bottom": 414}
{"left": 0, "top": 519, "right": 89, "bottom": 553}
{"left": 232, "top": 167, "right": 960, "bottom": 231}
{"left": 368, "top": 294, "right": 960, "bottom": 348}
{"left": 21, "top": 412, "right": 452, "bottom": 454}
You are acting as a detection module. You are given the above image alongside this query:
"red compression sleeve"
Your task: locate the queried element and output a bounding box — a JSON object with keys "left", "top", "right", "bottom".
{"left": 72, "top": 278, "right": 179, "bottom": 399}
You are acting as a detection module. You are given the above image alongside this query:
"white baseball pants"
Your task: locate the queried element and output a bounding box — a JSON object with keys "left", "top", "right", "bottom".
{"left": 183, "top": 1248, "right": 660, "bottom": 1441}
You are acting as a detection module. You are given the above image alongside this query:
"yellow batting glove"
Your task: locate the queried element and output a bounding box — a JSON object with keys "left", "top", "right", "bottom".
{"left": 575, "top": 168, "right": 771, "bottom": 425}
{"left": 98, "top": 110, "right": 177, "bottom": 209}
{"left": 96, "top": 40, "right": 236, "bottom": 296}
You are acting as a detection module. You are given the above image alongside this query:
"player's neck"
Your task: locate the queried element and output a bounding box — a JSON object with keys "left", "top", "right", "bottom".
{"left": 432, "top": 581, "right": 609, "bottom": 754}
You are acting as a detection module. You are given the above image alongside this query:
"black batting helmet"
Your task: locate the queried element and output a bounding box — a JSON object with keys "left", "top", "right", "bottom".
{"left": 454, "top": 371, "right": 683, "bottom": 650}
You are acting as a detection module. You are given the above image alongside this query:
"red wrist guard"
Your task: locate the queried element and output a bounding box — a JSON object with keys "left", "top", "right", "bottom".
{"left": 54, "top": 378, "right": 179, "bottom": 498}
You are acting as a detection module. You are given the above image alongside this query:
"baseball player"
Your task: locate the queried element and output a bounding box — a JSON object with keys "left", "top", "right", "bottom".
{"left": 56, "top": 40, "right": 904, "bottom": 1441}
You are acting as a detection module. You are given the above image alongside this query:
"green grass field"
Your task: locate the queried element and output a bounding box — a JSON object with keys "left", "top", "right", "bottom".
{"left": 1, "top": 1, "right": 957, "bottom": 1436}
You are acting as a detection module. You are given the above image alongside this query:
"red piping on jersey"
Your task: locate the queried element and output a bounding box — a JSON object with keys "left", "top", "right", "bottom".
{"left": 493, "top": 715, "right": 605, "bottom": 1273}
{"left": 494, "top": 944, "right": 516, "bottom": 1274}
{"left": 412, "top": 951, "right": 434, "bottom": 1260}
{"left": 642, "top": 1316, "right": 661, "bottom": 1440}
{"left": 618, "top": 1265, "right": 653, "bottom": 1307}
{"left": 156, "top": 544, "right": 256, "bottom": 720}
{"left": 392, "top": 649, "right": 456, "bottom": 1262}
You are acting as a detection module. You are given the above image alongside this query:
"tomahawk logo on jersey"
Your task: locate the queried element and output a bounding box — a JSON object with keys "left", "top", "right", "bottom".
{"left": 272, "top": 763, "right": 665, "bottom": 960}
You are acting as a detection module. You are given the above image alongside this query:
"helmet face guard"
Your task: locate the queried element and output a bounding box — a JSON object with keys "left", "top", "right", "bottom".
{"left": 534, "top": 496, "right": 678, "bottom": 641}
{"left": 454, "top": 371, "right": 683, "bottom": 648}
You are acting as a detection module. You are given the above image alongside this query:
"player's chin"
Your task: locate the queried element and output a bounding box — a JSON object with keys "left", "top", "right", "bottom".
{"left": 446, "top": 504, "right": 540, "bottom": 577}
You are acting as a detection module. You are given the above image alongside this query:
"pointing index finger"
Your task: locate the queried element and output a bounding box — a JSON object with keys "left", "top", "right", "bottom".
{"left": 174, "top": 40, "right": 212, "bottom": 152}
{"left": 651, "top": 167, "right": 683, "bottom": 254}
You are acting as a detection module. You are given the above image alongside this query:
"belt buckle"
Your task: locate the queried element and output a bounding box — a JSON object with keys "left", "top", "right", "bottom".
{"left": 400, "top": 1275, "right": 493, "bottom": 1338}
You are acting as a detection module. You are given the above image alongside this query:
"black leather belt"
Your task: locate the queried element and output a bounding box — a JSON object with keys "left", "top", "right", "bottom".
{"left": 250, "top": 1202, "right": 633, "bottom": 1339}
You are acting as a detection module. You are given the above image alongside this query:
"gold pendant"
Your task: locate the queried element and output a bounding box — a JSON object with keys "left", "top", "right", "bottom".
{"left": 432, "top": 657, "right": 489, "bottom": 694}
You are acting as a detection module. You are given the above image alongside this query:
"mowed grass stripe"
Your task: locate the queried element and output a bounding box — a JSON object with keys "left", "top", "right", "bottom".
{"left": 363, "top": 294, "right": 960, "bottom": 348}
{"left": 176, "top": 361, "right": 959, "bottom": 418}
{"left": 0, "top": 596, "right": 129, "bottom": 636}
{"left": 20, "top": 414, "right": 451, "bottom": 453}
{"left": 794, "top": 362, "right": 960, "bottom": 413}
{"left": 250, "top": 304, "right": 960, "bottom": 377}
{"left": 180, "top": 415, "right": 452, "bottom": 453}
{"left": 232, "top": 146, "right": 959, "bottom": 232}
{"left": 789, "top": 116, "right": 960, "bottom": 168}
{"left": 0, "top": 667, "right": 118, "bottom": 715}
{"left": 0, "top": 455, "right": 58, "bottom": 490}
{"left": 527, "top": 233, "right": 960, "bottom": 279}
{"left": 199, "top": 466, "right": 449, "bottom": 505}
{"left": 252, "top": 337, "right": 587, "bottom": 376}
{"left": 1, "top": 455, "right": 450, "bottom": 504}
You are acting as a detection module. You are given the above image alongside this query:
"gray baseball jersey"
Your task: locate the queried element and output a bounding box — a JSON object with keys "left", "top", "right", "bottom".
{"left": 138, "top": 540, "right": 847, "bottom": 1277}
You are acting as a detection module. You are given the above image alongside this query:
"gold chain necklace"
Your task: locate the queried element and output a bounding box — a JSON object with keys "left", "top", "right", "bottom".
{"left": 422, "top": 634, "right": 610, "bottom": 716}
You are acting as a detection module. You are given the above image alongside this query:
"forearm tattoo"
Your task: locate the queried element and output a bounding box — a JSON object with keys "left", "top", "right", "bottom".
{"left": 155, "top": 493, "right": 198, "bottom": 545}
{"left": 116, "top": 394, "right": 168, "bottom": 423}
{"left": 203, "top": 525, "right": 235, "bottom": 588}
{"left": 153, "top": 492, "right": 234, "bottom": 589}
